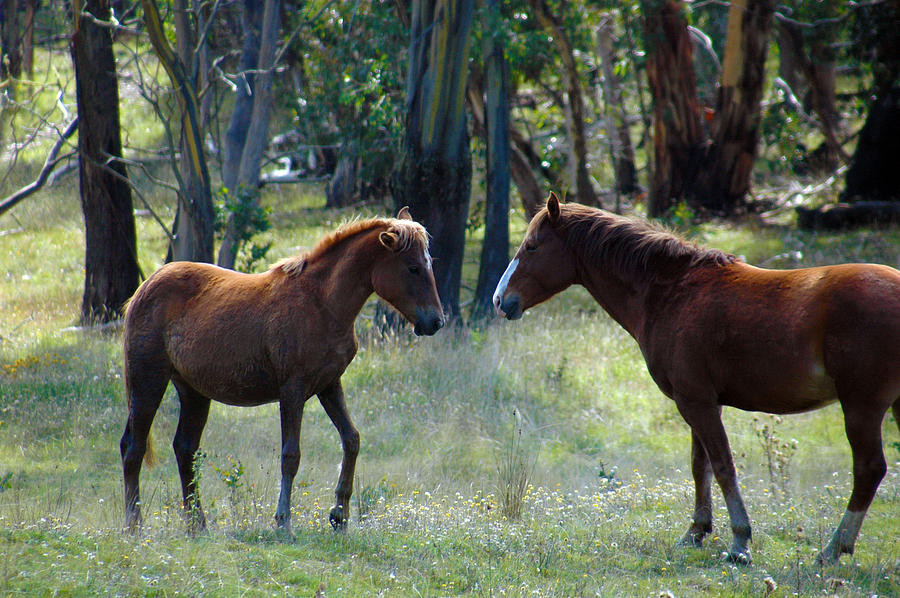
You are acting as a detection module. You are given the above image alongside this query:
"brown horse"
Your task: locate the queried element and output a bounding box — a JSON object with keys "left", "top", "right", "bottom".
{"left": 494, "top": 193, "right": 900, "bottom": 564}
{"left": 121, "top": 208, "right": 443, "bottom": 533}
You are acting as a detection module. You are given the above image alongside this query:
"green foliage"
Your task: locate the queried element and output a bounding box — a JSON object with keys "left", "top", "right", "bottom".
{"left": 286, "top": 1, "right": 407, "bottom": 192}
{"left": 215, "top": 185, "right": 272, "bottom": 272}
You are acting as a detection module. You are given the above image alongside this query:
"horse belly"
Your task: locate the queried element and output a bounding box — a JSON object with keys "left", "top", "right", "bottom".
{"left": 165, "top": 327, "right": 281, "bottom": 405}
{"left": 717, "top": 356, "right": 839, "bottom": 414}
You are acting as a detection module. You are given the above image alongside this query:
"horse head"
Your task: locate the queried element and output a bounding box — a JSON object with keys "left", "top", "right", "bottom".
{"left": 372, "top": 207, "right": 445, "bottom": 335}
{"left": 493, "top": 192, "right": 578, "bottom": 319}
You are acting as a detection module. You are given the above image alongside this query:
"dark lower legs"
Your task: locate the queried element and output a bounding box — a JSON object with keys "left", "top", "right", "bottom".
{"left": 818, "top": 407, "right": 887, "bottom": 563}
{"left": 675, "top": 399, "right": 752, "bottom": 564}
{"left": 172, "top": 380, "right": 211, "bottom": 533}
{"left": 679, "top": 430, "right": 713, "bottom": 548}
{"left": 121, "top": 368, "right": 168, "bottom": 531}
{"left": 275, "top": 394, "right": 305, "bottom": 531}
{"left": 318, "top": 381, "right": 359, "bottom": 530}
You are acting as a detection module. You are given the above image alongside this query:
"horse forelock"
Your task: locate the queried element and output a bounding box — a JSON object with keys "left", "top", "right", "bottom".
{"left": 271, "top": 217, "right": 429, "bottom": 277}
{"left": 538, "top": 203, "right": 737, "bottom": 278}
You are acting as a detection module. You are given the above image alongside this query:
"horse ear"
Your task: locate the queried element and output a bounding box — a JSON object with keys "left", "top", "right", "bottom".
{"left": 379, "top": 231, "right": 398, "bottom": 251}
{"left": 547, "top": 192, "right": 561, "bottom": 223}
{"left": 397, "top": 206, "right": 412, "bottom": 220}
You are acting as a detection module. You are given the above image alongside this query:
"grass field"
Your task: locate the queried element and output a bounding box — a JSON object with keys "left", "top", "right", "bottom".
{"left": 2, "top": 177, "right": 899, "bottom": 597}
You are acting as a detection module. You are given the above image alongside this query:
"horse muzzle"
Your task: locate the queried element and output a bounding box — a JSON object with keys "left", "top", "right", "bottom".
{"left": 413, "top": 308, "right": 444, "bottom": 336}
{"left": 495, "top": 294, "right": 523, "bottom": 320}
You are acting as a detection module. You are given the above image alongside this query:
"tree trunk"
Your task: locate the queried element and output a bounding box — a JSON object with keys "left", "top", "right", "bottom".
{"left": 690, "top": 0, "right": 774, "bottom": 213}
{"left": 528, "top": 0, "right": 599, "bottom": 207}
{"left": 640, "top": 0, "right": 704, "bottom": 217}
{"left": 326, "top": 141, "right": 359, "bottom": 208}
{"left": 774, "top": 14, "right": 846, "bottom": 168}
{"left": 842, "top": 86, "right": 900, "bottom": 202}
{"left": 470, "top": 73, "right": 542, "bottom": 218}
{"left": 217, "top": 0, "right": 280, "bottom": 269}
{"left": 142, "top": 0, "right": 215, "bottom": 263}
{"left": 71, "top": 0, "right": 140, "bottom": 324}
{"left": 392, "top": 0, "right": 474, "bottom": 319}
{"left": 1, "top": 0, "right": 21, "bottom": 84}
{"left": 596, "top": 13, "right": 638, "bottom": 195}
{"left": 222, "top": 0, "right": 262, "bottom": 194}
{"left": 472, "top": 0, "right": 510, "bottom": 320}
{"left": 22, "top": 0, "right": 34, "bottom": 76}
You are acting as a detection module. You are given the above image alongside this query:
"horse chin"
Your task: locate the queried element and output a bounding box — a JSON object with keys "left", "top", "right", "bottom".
{"left": 413, "top": 321, "right": 438, "bottom": 336}
{"left": 413, "top": 309, "right": 444, "bottom": 336}
{"left": 504, "top": 310, "right": 523, "bottom": 321}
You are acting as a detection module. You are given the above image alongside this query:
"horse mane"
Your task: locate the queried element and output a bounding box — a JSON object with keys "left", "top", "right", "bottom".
{"left": 272, "top": 217, "right": 429, "bottom": 277}
{"left": 531, "top": 203, "right": 737, "bottom": 279}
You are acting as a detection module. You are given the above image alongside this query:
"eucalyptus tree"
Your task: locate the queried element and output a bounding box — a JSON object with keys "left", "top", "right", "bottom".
{"left": 640, "top": 0, "right": 775, "bottom": 216}
{"left": 141, "top": 0, "right": 215, "bottom": 262}
{"left": 71, "top": 0, "right": 140, "bottom": 323}
{"left": 472, "top": 0, "right": 511, "bottom": 319}
{"left": 393, "top": 0, "right": 475, "bottom": 319}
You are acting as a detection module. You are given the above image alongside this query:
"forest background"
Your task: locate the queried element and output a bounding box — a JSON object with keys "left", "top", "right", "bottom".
{"left": 1, "top": 0, "right": 899, "bottom": 596}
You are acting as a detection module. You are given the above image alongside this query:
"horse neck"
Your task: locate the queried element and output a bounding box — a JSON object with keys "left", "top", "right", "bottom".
{"left": 301, "top": 230, "right": 383, "bottom": 328}
{"left": 572, "top": 241, "right": 651, "bottom": 340}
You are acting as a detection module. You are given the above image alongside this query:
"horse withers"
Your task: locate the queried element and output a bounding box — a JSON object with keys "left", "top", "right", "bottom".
{"left": 494, "top": 192, "right": 900, "bottom": 564}
{"left": 121, "top": 208, "right": 444, "bottom": 533}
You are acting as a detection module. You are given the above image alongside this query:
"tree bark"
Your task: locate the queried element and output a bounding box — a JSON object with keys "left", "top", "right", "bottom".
{"left": 71, "top": 0, "right": 140, "bottom": 324}
{"left": 774, "top": 14, "right": 846, "bottom": 168}
{"left": 142, "top": 0, "right": 215, "bottom": 263}
{"left": 222, "top": 0, "right": 262, "bottom": 194}
{"left": 217, "top": 0, "right": 281, "bottom": 269}
{"left": 326, "top": 141, "right": 359, "bottom": 208}
{"left": 842, "top": 86, "right": 900, "bottom": 203}
{"left": 392, "top": 0, "right": 474, "bottom": 319}
{"left": 691, "top": 0, "right": 775, "bottom": 212}
{"left": 640, "top": 0, "right": 704, "bottom": 216}
{"left": 22, "top": 0, "right": 34, "bottom": 75}
{"left": 528, "top": 0, "right": 599, "bottom": 207}
{"left": 1, "top": 0, "right": 21, "bottom": 83}
{"left": 472, "top": 0, "right": 510, "bottom": 319}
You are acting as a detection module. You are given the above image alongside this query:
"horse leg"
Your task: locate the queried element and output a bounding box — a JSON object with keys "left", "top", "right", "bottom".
{"left": 275, "top": 389, "right": 306, "bottom": 532}
{"left": 318, "top": 380, "right": 360, "bottom": 530}
{"left": 675, "top": 398, "right": 752, "bottom": 564}
{"left": 818, "top": 405, "right": 888, "bottom": 564}
{"left": 171, "top": 379, "right": 211, "bottom": 534}
{"left": 677, "top": 430, "right": 714, "bottom": 548}
{"left": 120, "top": 365, "right": 169, "bottom": 532}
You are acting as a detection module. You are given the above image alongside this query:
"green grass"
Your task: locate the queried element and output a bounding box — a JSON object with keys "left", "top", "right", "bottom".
{"left": 2, "top": 180, "right": 900, "bottom": 596}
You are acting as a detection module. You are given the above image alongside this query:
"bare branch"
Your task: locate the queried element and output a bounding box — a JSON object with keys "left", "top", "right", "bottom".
{"left": 0, "top": 118, "right": 79, "bottom": 218}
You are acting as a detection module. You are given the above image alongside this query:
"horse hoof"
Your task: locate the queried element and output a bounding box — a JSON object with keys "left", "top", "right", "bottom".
{"left": 329, "top": 506, "right": 347, "bottom": 531}
{"left": 724, "top": 550, "right": 752, "bottom": 565}
{"left": 676, "top": 532, "right": 705, "bottom": 548}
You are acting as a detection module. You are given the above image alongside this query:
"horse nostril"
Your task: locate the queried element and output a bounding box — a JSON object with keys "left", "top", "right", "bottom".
{"left": 501, "top": 295, "right": 521, "bottom": 319}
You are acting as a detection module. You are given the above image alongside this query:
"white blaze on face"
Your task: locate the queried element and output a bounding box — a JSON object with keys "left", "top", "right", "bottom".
{"left": 492, "top": 258, "right": 519, "bottom": 313}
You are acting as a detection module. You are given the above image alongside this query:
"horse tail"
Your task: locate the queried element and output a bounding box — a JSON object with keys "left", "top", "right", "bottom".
{"left": 144, "top": 428, "right": 158, "bottom": 468}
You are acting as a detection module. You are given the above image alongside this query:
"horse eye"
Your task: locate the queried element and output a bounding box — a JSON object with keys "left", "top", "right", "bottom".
{"left": 408, "top": 265, "right": 419, "bottom": 274}
{"left": 525, "top": 243, "right": 538, "bottom": 253}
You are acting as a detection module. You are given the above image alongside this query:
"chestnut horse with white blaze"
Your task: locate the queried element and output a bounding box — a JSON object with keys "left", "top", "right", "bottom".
{"left": 494, "top": 193, "right": 900, "bottom": 564}
{"left": 121, "top": 208, "right": 443, "bottom": 533}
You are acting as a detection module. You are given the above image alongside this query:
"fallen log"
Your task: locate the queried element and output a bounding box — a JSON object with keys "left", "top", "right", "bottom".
{"left": 796, "top": 201, "right": 900, "bottom": 230}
